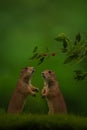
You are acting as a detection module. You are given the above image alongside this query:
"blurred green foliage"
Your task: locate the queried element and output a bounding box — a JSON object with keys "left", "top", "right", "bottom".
{"left": 55, "top": 33, "right": 87, "bottom": 64}
{"left": 55, "top": 33, "right": 87, "bottom": 80}
{"left": 0, "top": 114, "right": 87, "bottom": 130}
{"left": 0, "top": 0, "right": 87, "bottom": 116}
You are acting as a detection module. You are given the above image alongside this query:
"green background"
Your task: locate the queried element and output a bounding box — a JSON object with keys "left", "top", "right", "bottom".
{"left": 0, "top": 0, "right": 87, "bottom": 116}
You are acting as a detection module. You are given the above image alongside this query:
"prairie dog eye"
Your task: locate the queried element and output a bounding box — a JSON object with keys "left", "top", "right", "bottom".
{"left": 48, "top": 70, "right": 52, "bottom": 74}
{"left": 24, "top": 67, "right": 28, "bottom": 70}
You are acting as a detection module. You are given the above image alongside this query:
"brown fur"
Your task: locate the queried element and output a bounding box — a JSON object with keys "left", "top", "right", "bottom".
{"left": 41, "top": 70, "right": 67, "bottom": 114}
{"left": 7, "top": 67, "right": 39, "bottom": 114}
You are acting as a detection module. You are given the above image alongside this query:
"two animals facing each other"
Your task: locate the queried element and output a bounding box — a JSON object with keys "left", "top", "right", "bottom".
{"left": 7, "top": 67, "right": 67, "bottom": 114}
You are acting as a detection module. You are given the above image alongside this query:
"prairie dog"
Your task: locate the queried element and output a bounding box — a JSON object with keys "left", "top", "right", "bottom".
{"left": 41, "top": 70, "right": 67, "bottom": 114}
{"left": 7, "top": 67, "right": 39, "bottom": 114}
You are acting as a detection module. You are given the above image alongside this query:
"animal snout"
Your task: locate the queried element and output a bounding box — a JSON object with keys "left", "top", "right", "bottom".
{"left": 41, "top": 72, "right": 44, "bottom": 75}
{"left": 32, "top": 67, "right": 35, "bottom": 73}
{"left": 41, "top": 72, "right": 45, "bottom": 78}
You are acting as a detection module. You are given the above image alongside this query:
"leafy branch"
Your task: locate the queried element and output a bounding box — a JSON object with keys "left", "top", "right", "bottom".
{"left": 55, "top": 33, "right": 87, "bottom": 64}
{"left": 29, "top": 46, "right": 57, "bottom": 65}
{"left": 55, "top": 33, "right": 87, "bottom": 80}
{"left": 29, "top": 32, "right": 87, "bottom": 80}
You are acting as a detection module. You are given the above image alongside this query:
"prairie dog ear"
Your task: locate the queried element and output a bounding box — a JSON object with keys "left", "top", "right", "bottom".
{"left": 21, "top": 67, "right": 28, "bottom": 73}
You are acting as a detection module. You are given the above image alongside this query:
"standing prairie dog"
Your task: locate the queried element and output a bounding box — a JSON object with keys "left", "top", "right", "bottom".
{"left": 41, "top": 70, "right": 67, "bottom": 114}
{"left": 7, "top": 67, "right": 39, "bottom": 114}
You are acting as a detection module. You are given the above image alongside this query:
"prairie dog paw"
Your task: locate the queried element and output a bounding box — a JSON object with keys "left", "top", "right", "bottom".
{"left": 42, "top": 94, "right": 46, "bottom": 98}
{"left": 32, "top": 87, "right": 39, "bottom": 92}
{"left": 32, "top": 92, "right": 36, "bottom": 97}
{"left": 34, "top": 87, "right": 39, "bottom": 92}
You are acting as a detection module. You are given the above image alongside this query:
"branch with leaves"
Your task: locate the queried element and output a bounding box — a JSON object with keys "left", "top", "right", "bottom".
{"left": 55, "top": 33, "right": 87, "bottom": 64}
{"left": 29, "top": 33, "right": 87, "bottom": 80}
{"left": 29, "top": 46, "right": 57, "bottom": 65}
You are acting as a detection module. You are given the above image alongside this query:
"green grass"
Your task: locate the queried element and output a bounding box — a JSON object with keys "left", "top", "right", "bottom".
{"left": 0, "top": 114, "right": 87, "bottom": 130}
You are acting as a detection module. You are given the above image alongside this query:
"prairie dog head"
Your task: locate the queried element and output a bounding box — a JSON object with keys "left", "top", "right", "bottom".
{"left": 18, "top": 67, "right": 39, "bottom": 96}
{"left": 42, "top": 70, "right": 57, "bottom": 86}
{"left": 20, "top": 67, "right": 35, "bottom": 84}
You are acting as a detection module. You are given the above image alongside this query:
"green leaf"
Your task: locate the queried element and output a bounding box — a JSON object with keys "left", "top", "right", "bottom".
{"left": 33, "top": 46, "right": 38, "bottom": 53}
{"left": 55, "top": 33, "right": 66, "bottom": 42}
{"left": 29, "top": 53, "right": 38, "bottom": 60}
{"left": 74, "top": 33, "right": 81, "bottom": 45}
{"left": 64, "top": 56, "right": 74, "bottom": 64}
{"left": 38, "top": 57, "right": 45, "bottom": 65}
{"left": 36, "top": 54, "right": 42, "bottom": 59}
{"left": 63, "top": 39, "right": 68, "bottom": 48}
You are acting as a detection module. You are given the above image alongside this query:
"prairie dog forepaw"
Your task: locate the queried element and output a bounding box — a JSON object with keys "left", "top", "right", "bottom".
{"left": 31, "top": 87, "right": 39, "bottom": 92}
{"left": 42, "top": 94, "right": 46, "bottom": 98}
{"left": 35, "top": 88, "right": 39, "bottom": 92}
{"left": 32, "top": 92, "right": 36, "bottom": 97}
{"left": 41, "top": 89, "right": 47, "bottom": 97}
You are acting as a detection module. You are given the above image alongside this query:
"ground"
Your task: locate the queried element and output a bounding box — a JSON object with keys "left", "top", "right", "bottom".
{"left": 0, "top": 113, "right": 87, "bottom": 130}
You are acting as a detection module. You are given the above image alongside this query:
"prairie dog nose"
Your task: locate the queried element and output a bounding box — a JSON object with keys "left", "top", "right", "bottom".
{"left": 41, "top": 72, "right": 45, "bottom": 76}
{"left": 41, "top": 72, "right": 44, "bottom": 75}
{"left": 30, "top": 67, "right": 35, "bottom": 73}
{"left": 32, "top": 68, "right": 35, "bottom": 72}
